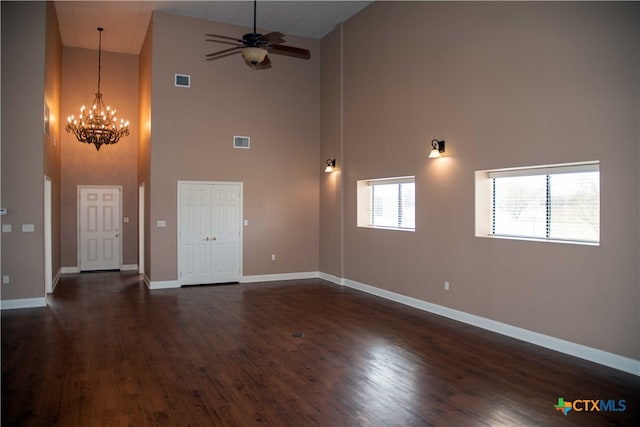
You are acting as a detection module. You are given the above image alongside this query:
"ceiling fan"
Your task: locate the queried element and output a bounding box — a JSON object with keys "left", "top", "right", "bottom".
{"left": 205, "top": 0, "right": 311, "bottom": 70}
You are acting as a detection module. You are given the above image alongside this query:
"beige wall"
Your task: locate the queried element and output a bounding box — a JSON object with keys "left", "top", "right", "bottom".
{"left": 146, "top": 12, "right": 320, "bottom": 282}
{"left": 320, "top": 1, "right": 639, "bottom": 359}
{"left": 60, "top": 46, "right": 139, "bottom": 268}
{"left": 1, "top": 1, "right": 47, "bottom": 300}
{"left": 2, "top": 0, "right": 636, "bottom": 364}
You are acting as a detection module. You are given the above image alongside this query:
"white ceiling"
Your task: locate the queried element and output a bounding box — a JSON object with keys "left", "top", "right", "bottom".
{"left": 53, "top": 1, "right": 373, "bottom": 55}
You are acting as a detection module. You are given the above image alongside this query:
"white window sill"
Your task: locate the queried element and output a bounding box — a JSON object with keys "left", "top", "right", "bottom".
{"left": 358, "top": 225, "right": 415, "bottom": 233}
{"left": 475, "top": 234, "right": 599, "bottom": 247}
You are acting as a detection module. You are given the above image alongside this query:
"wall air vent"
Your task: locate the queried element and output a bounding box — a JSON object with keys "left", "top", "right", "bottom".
{"left": 233, "top": 136, "right": 250, "bottom": 149}
{"left": 174, "top": 74, "right": 190, "bottom": 88}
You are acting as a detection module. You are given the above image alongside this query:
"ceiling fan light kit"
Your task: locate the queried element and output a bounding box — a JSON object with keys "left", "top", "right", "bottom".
{"left": 242, "top": 47, "right": 268, "bottom": 65}
{"left": 205, "top": 0, "right": 311, "bottom": 70}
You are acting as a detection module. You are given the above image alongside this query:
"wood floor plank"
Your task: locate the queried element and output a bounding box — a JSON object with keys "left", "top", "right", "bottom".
{"left": 2, "top": 272, "right": 639, "bottom": 426}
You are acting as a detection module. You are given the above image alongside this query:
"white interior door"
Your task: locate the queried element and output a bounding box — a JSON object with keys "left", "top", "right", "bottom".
{"left": 179, "top": 182, "right": 242, "bottom": 285}
{"left": 79, "top": 186, "right": 121, "bottom": 271}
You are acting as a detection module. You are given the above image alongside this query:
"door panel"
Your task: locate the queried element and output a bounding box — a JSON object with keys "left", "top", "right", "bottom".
{"left": 211, "top": 185, "right": 241, "bottom": 282}
{"left": 179, "top": 182, "right": 242, "bottom": 285}
{"left": 180, "top": 184, "right": 213, "bottom": 285}
{"left": 79, "top": 187, "right": 121, "bottom": 271}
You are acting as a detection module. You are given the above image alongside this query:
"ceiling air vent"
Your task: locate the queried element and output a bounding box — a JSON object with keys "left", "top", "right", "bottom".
{"left": 233, "top": 136, "right": 250, "bottom": 149}
{"left": 174, "top": 74, "right": 190, "bottom": 88}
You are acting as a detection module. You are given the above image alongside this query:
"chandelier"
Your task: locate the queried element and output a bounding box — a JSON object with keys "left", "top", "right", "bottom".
{"left": 66, "top": 27, "right": 129, "bottom": 151}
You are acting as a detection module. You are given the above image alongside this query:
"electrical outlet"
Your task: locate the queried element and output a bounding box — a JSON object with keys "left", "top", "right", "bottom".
{"left": 444, "top": 281, "right": 450, "bottom": 291}
{"left": 271, "top": 254, "right": 276, "bottom": 261}
{"left": 3, "top": 275, "right": 9, "bottom": 285}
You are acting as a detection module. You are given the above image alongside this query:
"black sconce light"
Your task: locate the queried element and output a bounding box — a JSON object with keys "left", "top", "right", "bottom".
{"left": 429, "top": 139, "right": 445, "bottom": 158}
{"left": 324, "top": 158, "right": 336, "bottom": 173}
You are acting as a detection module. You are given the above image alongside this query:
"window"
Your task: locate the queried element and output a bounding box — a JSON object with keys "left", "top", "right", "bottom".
{"left": 476, "top": 162, "right": 599, "bottom": 244}
{"left": 357, "top": 176, "right": 415, "bottom": 231}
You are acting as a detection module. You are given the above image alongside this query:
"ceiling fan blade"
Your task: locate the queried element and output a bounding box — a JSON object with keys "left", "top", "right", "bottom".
{"left": 205, "top": 33, "right": 243, "bottom": 43}
{"left": 207, "top": 49, "right": 242, "bottom": 61}
{"left": 269, "top": 44, "right": 311, "bottom": 60}
{"left": 206, "top": 39, "right": 242, "bottom": 47}
{"left": 205, "top": 46, "right": 242, "bottom": 59}
{"left": 255, "top": 55, "right": 272, "bottom": 70}
{"left": 260, "top": 31, "right": 286, "bottom": 44}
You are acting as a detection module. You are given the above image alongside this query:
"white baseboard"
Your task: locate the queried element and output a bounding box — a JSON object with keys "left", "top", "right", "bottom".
{"left": 1, "top": 297, "right": 47, "bottom": 310}
{"left": 75, "top": 266, "right": 636, "bottom": 375}
{"left": 318, "top": 272, "right": 342, "bottom": 285}
{"left": 320, "top": 273, "right": 640, "bottom": 376}
{"left": 147, "top": 279, "right": 180, "bottom": 290}
{"left": 321, "top": 274, "right": 639, "bottom": 376}
{"left": 240, "top": 271, "right": 320, "bottom": 283}
{"left": 121, "top": 264, "right": 139, "bottom": 271}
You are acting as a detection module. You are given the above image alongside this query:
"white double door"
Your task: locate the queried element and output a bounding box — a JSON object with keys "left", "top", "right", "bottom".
{"left": 78, "top": 186, "right": 121, "bottom": 271}
{"left": 178, "top": 182, "right": 242, "bottom": 285}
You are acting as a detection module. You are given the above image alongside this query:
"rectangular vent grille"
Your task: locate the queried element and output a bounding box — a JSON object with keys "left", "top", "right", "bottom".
{"left": 175, "top": 74, "right": 190, "bottom": 88}
{"left": 233, "top": 136, "right": 250, "bottom": 149}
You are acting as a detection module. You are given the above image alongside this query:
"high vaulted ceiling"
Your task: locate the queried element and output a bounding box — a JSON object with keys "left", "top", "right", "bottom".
{"left": 53, "top": 1, "right": 372, "bottom": 55}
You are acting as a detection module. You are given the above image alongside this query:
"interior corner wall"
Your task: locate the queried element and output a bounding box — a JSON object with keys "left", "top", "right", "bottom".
{"left": 327, "top": 1, "right": 639, "bottom": 360}
{"left": 1, "top": 1, "right": 47, "bottom": 300}
{"left": 60, "top": 47, "right": 139, "bottom": 269}
{"left": 44, "top": 0, "right": 63, "bottom": 283}
{"left": 139, "top": 22, "right": 153, "bottom": 280}
{"left": 147, "top": 12, "right": 320, "bottom": 282}
{"left": 319, "top": 28, "right": 343, "bottom": 278}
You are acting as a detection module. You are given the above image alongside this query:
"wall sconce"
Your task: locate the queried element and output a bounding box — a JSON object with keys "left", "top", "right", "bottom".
{"left": 429, "top": 139, "right": 445, "bottom": 158}
{"left": 324, "top": 158, "right": 336, "bottom": 173}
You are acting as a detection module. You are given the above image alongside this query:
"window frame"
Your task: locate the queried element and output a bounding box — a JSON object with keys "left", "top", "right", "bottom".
{"left": 475, "top": 162, "right": 600, "bottom": 246}
{"left": 357, "top": 176, "right": 416, "bottom": 232}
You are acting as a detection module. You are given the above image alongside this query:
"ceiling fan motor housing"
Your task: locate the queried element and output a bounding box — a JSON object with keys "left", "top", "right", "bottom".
{"left": 242, "top": 33, "right": 267, "bottom": 47}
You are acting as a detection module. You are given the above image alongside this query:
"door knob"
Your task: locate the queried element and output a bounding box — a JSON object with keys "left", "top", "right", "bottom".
{"left": 212, "top": 236, "right": 217, "bottom": 240}
{"left": 204, "top": 236, "right": 210, "bottom": 241}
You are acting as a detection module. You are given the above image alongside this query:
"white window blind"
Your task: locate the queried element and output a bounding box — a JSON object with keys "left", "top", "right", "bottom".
{"left": 490, "top": 163, "right": 599, "bottom": 243}
{"left": 363, "top": 177, "right": 415, "bottom": 230}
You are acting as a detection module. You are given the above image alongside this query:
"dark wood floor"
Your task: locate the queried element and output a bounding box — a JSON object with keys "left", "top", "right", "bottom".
{"left": 2, "top": 272, "right": 638, "bottom": 426}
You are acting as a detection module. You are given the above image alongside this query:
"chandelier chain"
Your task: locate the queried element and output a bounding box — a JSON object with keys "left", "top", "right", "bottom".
{"left": 97, "top": 27, "right": 103, "bottom": 94}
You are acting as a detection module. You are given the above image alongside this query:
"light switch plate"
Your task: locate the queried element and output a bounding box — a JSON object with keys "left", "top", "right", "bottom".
{"left": 2, "top": 224, "right": 11, "bottom": 232}
{"left": 22, "top": 224, "right": 35, "bottom": 232}
{"left": 157, "top": 220, "right": 167, "bottom": 228}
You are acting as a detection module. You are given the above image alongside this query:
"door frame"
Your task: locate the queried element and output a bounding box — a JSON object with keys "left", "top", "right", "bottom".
{"left": 138, "top": 183, "right": 145, "bottom": 275}
{"left": 77, "top": 185, "right": 123, "bottom": 271}
{"left": 177, "top": 180, "right": 243, "bottom": 286}
{"left": 44, "top": 176, "right": 52, "bottom": 293}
